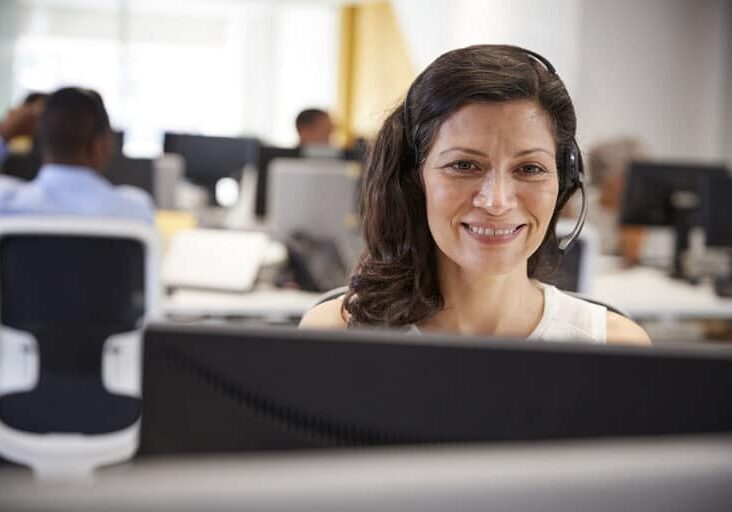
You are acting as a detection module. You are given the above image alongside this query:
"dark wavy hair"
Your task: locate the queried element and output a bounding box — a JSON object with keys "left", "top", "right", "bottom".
{"left": 344, "top": 44, "right": 582, "bottom": 327}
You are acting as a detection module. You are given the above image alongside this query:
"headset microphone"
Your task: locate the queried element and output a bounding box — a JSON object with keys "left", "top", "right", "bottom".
{"left": 557, "top": 171, "right": 587, "bottom": 253}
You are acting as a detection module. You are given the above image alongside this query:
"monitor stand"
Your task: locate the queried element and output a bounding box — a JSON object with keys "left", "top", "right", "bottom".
{"left": 670, "top": 192, "right": 698, "bottom": 282}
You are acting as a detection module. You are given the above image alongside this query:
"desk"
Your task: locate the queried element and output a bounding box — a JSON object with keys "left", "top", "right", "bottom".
{"left": 1, "top": 435, "right": 730, "bottom": 511}
{"left": 593, "top": 266, "right": 732, "bottom": 321}
{"left": 163, "top": 288, "right": 321, "bottom": 322}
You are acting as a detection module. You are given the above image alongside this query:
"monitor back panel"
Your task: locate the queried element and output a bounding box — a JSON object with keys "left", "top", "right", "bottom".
{"left": 139, "top": 325, "right": 732, "bottom": 456}
{"left": 702, "top": 172, "right": 732, "bottom": 247}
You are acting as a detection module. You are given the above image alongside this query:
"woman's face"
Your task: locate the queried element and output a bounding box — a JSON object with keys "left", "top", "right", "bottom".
{"left": 421, "top": 100, "right": 559, "bottom": 277}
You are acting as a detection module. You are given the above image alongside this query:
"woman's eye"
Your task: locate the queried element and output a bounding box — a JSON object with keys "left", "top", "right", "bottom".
{"left": 516, "top": 164, "right": 547, "bottom": 176}
{"left": 448, "top": 160, "right": 478, "bottom": 172}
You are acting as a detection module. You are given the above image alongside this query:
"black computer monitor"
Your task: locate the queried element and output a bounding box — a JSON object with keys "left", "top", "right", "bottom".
{"left": 701, "top": 172, "right": 732, "bottom": 297}
{"left": 163, "top": 132, "right": 259, "bottom": 205}
{"left": 138, "top": 324, "right": 732, "bottom": 457}
{"left": 0, "top": 150, "right": 41, "bottom": 181}
{"left": 254, "top": 145, "right": 301, "bottom": 217}
{"left": 702, "top": 172, "right": 732, "bottom": 248}
{"left": 106, "top": 155, "right": 155, "bottom": 201}
{"left": 620, "top": 161, "right": 728, "bottom": 278}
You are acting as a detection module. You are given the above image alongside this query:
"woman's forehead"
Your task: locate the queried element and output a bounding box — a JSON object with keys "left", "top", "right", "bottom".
{"left": 432, "top": 100, "right": 556, "bottom": 151}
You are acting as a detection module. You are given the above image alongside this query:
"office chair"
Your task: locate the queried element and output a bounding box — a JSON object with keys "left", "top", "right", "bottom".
{"left": 0, "top": 217, "right": 160, "bottom": 480}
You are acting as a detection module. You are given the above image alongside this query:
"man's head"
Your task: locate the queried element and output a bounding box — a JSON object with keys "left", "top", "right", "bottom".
{"left": 39, "top": 87, "right": 114, "bottom": 172}
{"left": 295, "top": 109, "right": 333, "bottom": 146}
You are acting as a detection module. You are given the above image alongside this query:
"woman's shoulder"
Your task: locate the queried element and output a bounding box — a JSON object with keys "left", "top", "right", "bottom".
{"left": 537, "top": 283, "right": 650, "bottom": 345}
{"left": 298, "top": 296, "right": 349, "bottom": 329}
{"left": 605, "top": 311, "right": 651, "bottom": 346}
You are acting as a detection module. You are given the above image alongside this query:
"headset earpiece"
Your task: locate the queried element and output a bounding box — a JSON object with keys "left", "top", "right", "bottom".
{"left": 556, "top": 140, "right": 587, "bottom": 252}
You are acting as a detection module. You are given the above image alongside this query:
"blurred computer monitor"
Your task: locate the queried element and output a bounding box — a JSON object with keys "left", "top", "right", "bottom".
{"left": 163, "top": 132, "right": 259, "bottom": 205}
{"left": 139, "top": 324, "right": 732, "bottom": 457}
{"left": 0, "top": 150, "right": 41, "bottom": 182}
{"left": 620, "top": 161, "right": 728, "bottom": 278}
{"left": 106, "top": 155, "right": 155, "bottom": 198}
{"left": 701, "top": 172, "right": 732, "bottom": 297}
{"left": 702, "top": 172, "right": 732, "bottom": 248}
{"left": 254, "top": 145, "right": 301, "bottom": 217}
{"left": 254, "top": 145, "right": 364, "bottom": 218}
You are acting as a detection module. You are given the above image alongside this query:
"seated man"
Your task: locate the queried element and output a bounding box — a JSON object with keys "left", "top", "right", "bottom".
{"left": 0, "top": 87, "right": 154, "bottom": 224}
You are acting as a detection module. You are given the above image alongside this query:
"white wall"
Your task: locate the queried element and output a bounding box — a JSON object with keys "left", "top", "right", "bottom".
{"left": 392, "top": 0, "right": 731, "bottom": 166}
{"left": 392, "top": 0, "right": 583, "bottom": 94}
{"left": 575, "top": 0, "right": 730, "bottom": 163}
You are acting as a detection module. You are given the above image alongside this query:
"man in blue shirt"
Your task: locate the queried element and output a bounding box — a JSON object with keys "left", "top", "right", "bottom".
{"left": 0, "top": 87, "right": 154, "bottom": 224}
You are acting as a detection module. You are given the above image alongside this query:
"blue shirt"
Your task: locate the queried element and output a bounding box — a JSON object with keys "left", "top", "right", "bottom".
{"left": 0, "top": 135, "right": 7, "bottom": 162}
{"left": 0, "top": 163, "right": 155, "bottom": 224}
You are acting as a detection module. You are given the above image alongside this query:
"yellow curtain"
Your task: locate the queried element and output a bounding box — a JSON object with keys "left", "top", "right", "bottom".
{"left": 336, "top": 1, "right": 414, "bottom": 147}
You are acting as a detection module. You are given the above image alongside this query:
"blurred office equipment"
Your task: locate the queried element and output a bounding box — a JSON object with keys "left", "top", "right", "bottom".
{"left": 267, "top": 158, "right": 362, "bottom": 287}
{"left": 544, "top": 219, "right": 599, "bottom": 294}
{"left": 620, "top": 162, "right": 728, "bottom": 279}
{"left": 163, "top": 132, "right": 259, "bottom": 206}
{"left": 253, "top": 145, "right": 301, "bottom": 218}
{"left": 106, "top": 155, "right": 154, "bottom": 197}
{"left": 702, "top": 172, "right": 732, "bottom": 297}
{"left": 0, "top": 217, "right": 160, "bottom": 480}
{"left": 106, "top": 154, "right": 184, "bottom": 210}
{"left": 0, "top": 148, "right": 41, "bottom": 181}
{"left": 162, "top": 229, "right": 270, "bottom": 293}
{"left": 138, "top": 324, "right": 732, "bottom": 456}
{"left": 254, "top": 146, "right": 364, "bottom": 218}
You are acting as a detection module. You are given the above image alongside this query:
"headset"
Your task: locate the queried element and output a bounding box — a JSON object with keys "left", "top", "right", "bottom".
{"left": 402, "top": 46, "right": 587, "bottom": 253}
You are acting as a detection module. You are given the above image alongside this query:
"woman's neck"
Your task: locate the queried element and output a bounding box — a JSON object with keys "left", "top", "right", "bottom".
{"left": 418, "top": 259, "right": 545, "bottom": 337}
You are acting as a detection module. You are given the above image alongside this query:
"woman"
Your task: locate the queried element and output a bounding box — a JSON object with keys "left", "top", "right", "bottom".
{"left": 301, "top": 44, "right": 649, "bottom": 345}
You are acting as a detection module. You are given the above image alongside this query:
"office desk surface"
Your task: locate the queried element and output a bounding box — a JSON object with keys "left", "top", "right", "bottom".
{"left": 1, "top": 435, "right": 731, "bottom": 511}
{"left": 593, "top": 266, "right": 732, "bottom": 320}
{"left": 164, "top": 287, "right": 321, "bottom": 321}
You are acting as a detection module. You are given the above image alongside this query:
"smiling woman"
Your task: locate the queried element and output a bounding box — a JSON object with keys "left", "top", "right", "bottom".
{"left": 300, "top": 44, "right": 649, "bottom": 346}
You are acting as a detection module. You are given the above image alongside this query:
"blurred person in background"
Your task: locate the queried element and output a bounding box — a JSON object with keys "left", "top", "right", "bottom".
{"left": 0, "top": 93, "right": 48, "bottom": 190}
{"left": 0, "top": 92, "right": 47, "bottom": 163}
{"left": 585, "top": 136, "right": 647, "bottom": 266}
{"left": 0, "top": 87, "right": 154, "bottom": 224}
{"left": 296, "top": 108, "right": 334, "bottom": 148}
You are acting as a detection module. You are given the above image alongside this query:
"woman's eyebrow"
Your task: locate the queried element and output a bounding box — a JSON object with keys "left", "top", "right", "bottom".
{"left": 513, "top": 147, "right": 554, "bottom": 157}
{"left": 437, "top": 147, "right": 487, "bottom": 157}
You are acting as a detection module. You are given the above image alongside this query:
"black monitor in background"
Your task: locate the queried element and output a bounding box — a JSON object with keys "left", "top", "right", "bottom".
{"left": 106, "top": 155, "right": 155, "bottom": 201}
{"left": 163, "top": 132, "right": 259, "bottom": 205}
{"left": 702, "top": 172, "right": 732, "bottom": 297}
{"left": 0, "top": 149, "right": 41, "bottom": 181}
{"left": 702, "top": 172, "right": 732, "bottom": 248}
{"left": 620, "top": 161, "right": 728, "bottom": 279}
{"left": 254, "top": 145, "right": 301, "bottom": 217}
{"left": 138, "top": 323, "right": 732, "bottom": 457}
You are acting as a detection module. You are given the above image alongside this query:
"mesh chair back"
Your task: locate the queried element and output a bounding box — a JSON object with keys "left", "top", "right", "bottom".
{"left": 0, "top": 234, "right": 145, "bottom": 434}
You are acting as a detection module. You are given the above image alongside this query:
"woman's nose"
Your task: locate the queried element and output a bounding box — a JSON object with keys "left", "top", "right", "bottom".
{"left": 472, "top": 173, "right": 516, "bottom": 214}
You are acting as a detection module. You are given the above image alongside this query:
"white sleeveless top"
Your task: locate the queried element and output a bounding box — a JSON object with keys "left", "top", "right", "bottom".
{"left": 408, "top": 282, "right": 607, "bottom": 343}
